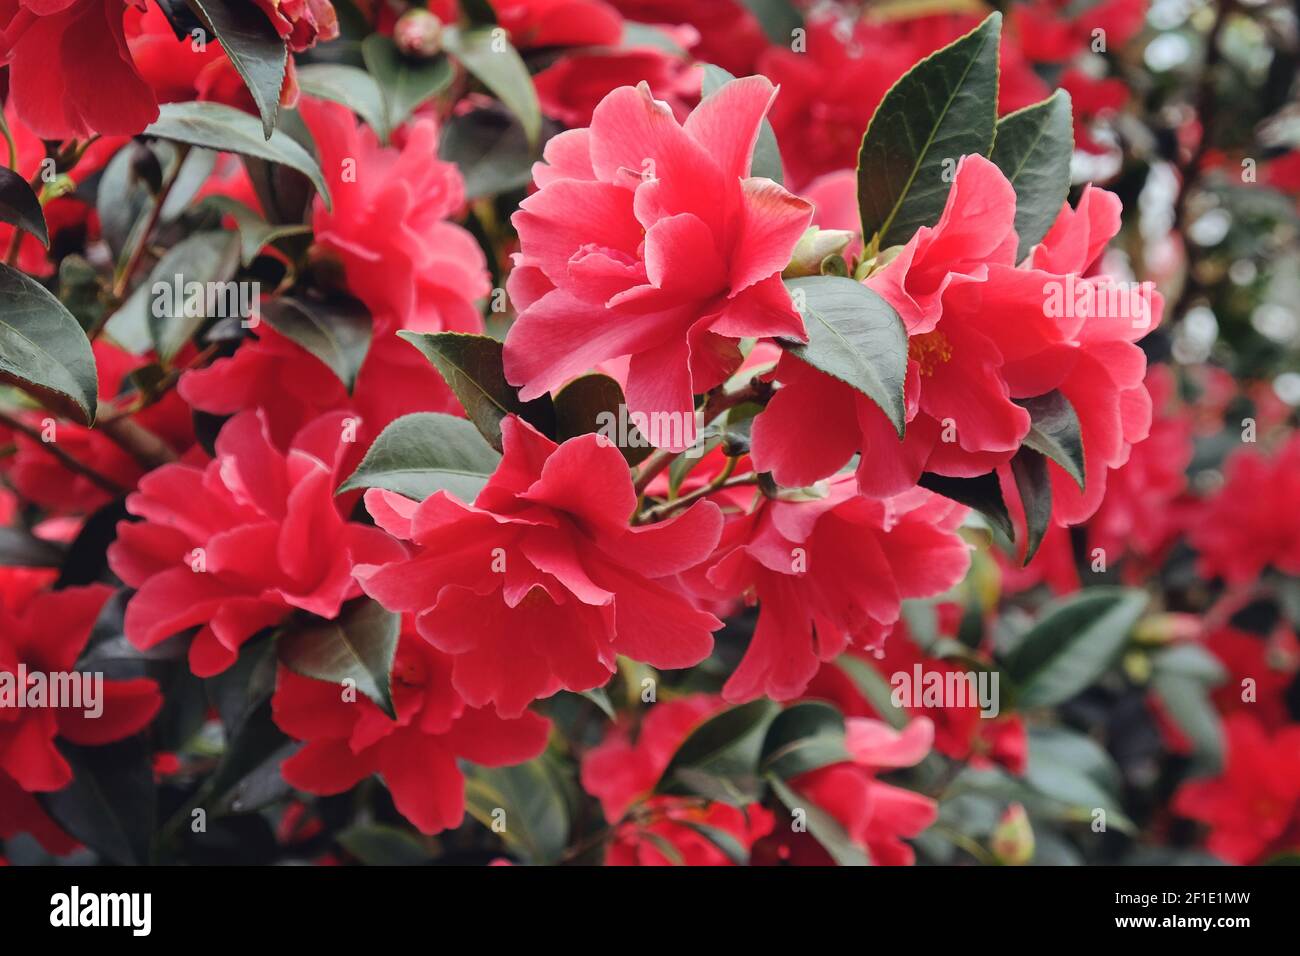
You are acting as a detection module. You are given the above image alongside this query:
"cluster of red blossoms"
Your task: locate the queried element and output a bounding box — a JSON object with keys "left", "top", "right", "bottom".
{"left": 0, "top": 0, "right": 1297, "bottom": 870}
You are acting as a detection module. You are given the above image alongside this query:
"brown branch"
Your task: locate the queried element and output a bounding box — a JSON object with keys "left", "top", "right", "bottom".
{"left": 98, "top": 417, "right": 178, "bottom": 470}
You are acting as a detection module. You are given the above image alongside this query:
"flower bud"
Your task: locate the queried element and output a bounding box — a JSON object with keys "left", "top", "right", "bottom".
{"left": 991, "top": 802, "right": 1034, "bottom": 865}
{"left": 782, "top": 227, "right": 854, "bottom": 278}
{"left": 1133, "top": 612, "right": 1202, "bottom": 645}
{"left": 394, "top": 9, "right": 444, "bottom": 58}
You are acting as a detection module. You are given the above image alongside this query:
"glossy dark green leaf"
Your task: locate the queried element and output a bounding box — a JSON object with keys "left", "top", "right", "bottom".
{"left": 0, "top": 262, "right": 98, "bottom": 424}
{"left": 768, "top": 775, "right": 870, "bottom": 866}
{"left": 337, "top": 824, "right": 434, "bottom": 865}
{"left": 760, "top": 701, "right": 850, "bottom": 779}
{"left": 439, "top": 107, "right": 538, "bottom": 199}
{"left": 856, "top": 12, "right": 1000, "bottom": 249}
{"left": 656, "top": 699, "right": 779, "bottom": 803}
{"left": 701, "top": 64, "right": 783, "bottom": 184}
{"left": 278, "top": 598, "right": 401, "bottom": 719}
{"left": 918, "top": 470, "right": 1013, "bottom": 541}
{"left": 1010, "top": 446, "right": 1052, "bottom": 563}
{"left": 200, "top": 195, "right": 312, "bottom": 266}
{"left": 398, "top": 330, "right": 555, "bottom": 450}
{"left": 464, "top": 754, "right": 571, "bottom": 864}
{"left": 143, "top": 231, "right": 242, "bottom": 362}
{"left": 1003, "top": 587, "right": 1148, "bottom": 708}
{"left": 0, "top": 527, "right": 65, "bottom": 567}
{"left": 737, "top": 0, "right": 803, "bottom": 45}
{"left": 361, "top": 35, "right": 455, "bottom": 130}
{"left": 339, "top": 411, "right": 501, "bottom": 501}
{"left": 1152, "top": 645, "right": 1226, "bottom": 776}
{"left": 297, "top": 62, "right": 390, "bottom": 142}
{"left": 991, "top": 89, "right": 1074, "bottom": 262}
{"left": 442, "top": 26, "right": 541, "bottom": 146}
{"left": 1015, "top": 389, "right": 1085, "bottom": 490}
{"left": 187, "top": 0, "right": 289, "bottom": 138}
{"left": 261, "top": 294, "right": 372, "bottom": 389}
{"left": 552, "top": 372, "right": 652, "bottom": 465}
{"left": 142, "top": 101, "right": 330, "bottom": 203}
{"left": 41, "top": 737, "right": 156, "bottom": 865}
{"left": 781, "top": 275, "right": 908, "bottom": 435}
{"left": 0, "top": 165, "right": 47, "bottom": 246}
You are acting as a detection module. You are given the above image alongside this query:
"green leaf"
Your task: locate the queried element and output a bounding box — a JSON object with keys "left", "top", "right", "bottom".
{"left": 0, "top": 527, "right": 65, "bottom": 567}
{"left": 186, "top": 0, "right": 289, "bottom": 138}
{"left": 198, "top": 195, "right": 312, "bottom": 266}
{"left": 442, "top": 26, "right": 542, "bottom": 146}
{"left": 781, "top": 275, "right": 908, "bottom": 435}
{"left": 0, "top": 262, "right": 98, "bottom": 424}
{"left": 398, "top": 330, "right": 555, "bottom": 451}
{"left": 278, "top": 598, "right": 401, "bottom": 719}
{"left": 339, "top": 411, "right": 501, "bottom": 501}
{"left": 552, "top": 372, "right": 651, "bottom": 465}
{"left": 143, "top": 231, "right": 242, "bottom": 362}
{"left": 41, "top": 737, "right": 156, "bottom": 865}
{"left": 439, "top": 107, "right": 538, "bottom": 199}
{"left": 1010, "top": 447, "right": 1052, "bottom": 563}
{"left": 464, "top": 754, "right": 571, "bottom": 864}
{"left": 1003, "top": 587, "right": 1148, "bottom": 708}
{"left": 676, "top": 820, "right": 752, "bottom": 865}
{"left": 856, "top": 12, "right": 1000, "bottom": 249}
{"left": 656, "top": 699, "right": 779, "bottom": 804}
{"left": 1015, "top": 389, "right": 1085, "bottom": 490}
{"left": 297, "top": 62, "right": 391, "bottom": 142}
{"left": 0, "top": 165, "right": 47, "bottom": 246}
{"left": 142, "top": 101, "right": 330, "bottom": 205}
{"left": 579, "top": 687, "right": 616, "bottom": 720}
{"left": 991, "top": 90, "right": 1074, "bottom": 262}
{"left": 768, "top": 775, "right": 871, "bottom": 866}
{"left": 261, "top": 294, "right": 372, "bottom": 389}
{"left": 835, "top": 654, "right": 909, "bottom": 729}
{"left": 361, "top": 35, "right": 455, "bottom": 131}
{"left": 1152, "top": 645, "right": 1226, "bottom": 776}
{"left": 760, "top": 701, "right": 850, "bottom": 779}
{"left": 337, "top": 824, "right": 434, "bottom": 865}
{"left": 918, "top": 471, "right": 1013, "bottom": 541}
{"left": 1024, "top": 727, "right": 1135, "bottom": 833}
{"left": 701, "top": 65, "right": 783, "bottom": 184}
{"left": 737, "top": 0, "right": 803, "bottom": 45}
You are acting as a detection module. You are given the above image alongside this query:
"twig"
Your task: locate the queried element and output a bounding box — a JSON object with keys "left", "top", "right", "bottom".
{"left": 108, "top": 144, "right": 190, "bottom": 304}
{"left": 630, "top": 378, "right": 772, "bottom": 495}
{"left": 636, "top": 467, "right": 755, "bottom": 525}
{"left": 98, "top": 417, "right": 177, "bottom": 470}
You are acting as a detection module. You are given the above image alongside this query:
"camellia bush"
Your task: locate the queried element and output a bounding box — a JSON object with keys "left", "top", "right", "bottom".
{"left": 0, "top": 0, "right": 1296, "bottom": 868}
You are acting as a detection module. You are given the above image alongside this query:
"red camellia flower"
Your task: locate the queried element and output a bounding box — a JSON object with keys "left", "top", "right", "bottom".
{"left": 700, "top": 476, "right": 970, "bottom": 702}
{"left": 273, "top": 624, "right": 549, "bottom": 835}
{"left": 108, "top": 410, "right": 406, "bottom": 677}
{"left": 1010, "top": 0, "right": 1147, "bottom": 64}
{"left": 1173, "top": 713, "right": 1300, "bottom": 864}
{"left": 1191, "top": 432, "right": 1300, "bottom": 584}
{"left": 254, "top": 0, "right": 338, "bottom": 51}
{"left": 0, "top": 0, "right": 158, "bottom": 139}
{"left": 492, "top": 0, "right": 623, "bottom": 48}
{"left": 300, "top": 97, "right": 489, "bottom": 336}
{"left": 752, "top": 154, "right": 1162, "bottom": 528}
{"left": 755, "top": 716, "right": 937, "bottom": 865}
{"left": 0, "top": 568, "right": 162, "bottom": 853}
{"left": 581, "top": 694, "right": 774, "bottom": 864}
{"left": 503, "top": 77, "right": 812, "bottom": 450}
{"left": 533, "top": 30, "right": 699, "bottom": 129}
{"left": 357, "top": 415, "right": 724, "bottom": 716}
